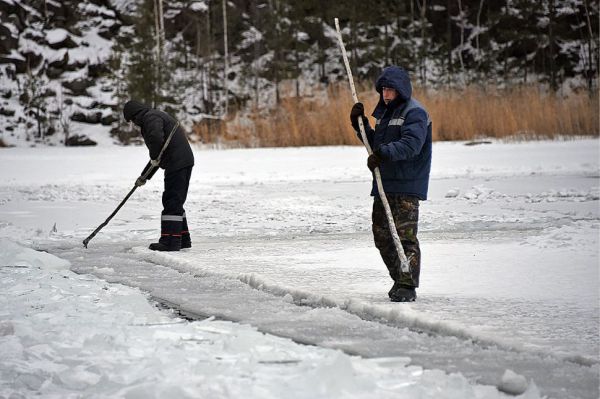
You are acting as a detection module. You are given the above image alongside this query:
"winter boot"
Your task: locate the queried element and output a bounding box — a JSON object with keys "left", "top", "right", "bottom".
{"left": 181, "top": 213, "right": 191, "bottom": 249}
{"left": 149, "top": 236, "right": 181, "bottom": 251}
{"left": 389, "top": 284, "right": 417, "bottom": 302}
{"left": 388, "top": 281, "right": 401, "bottom": 298}
{"left": 149, "top": 215, "right": 182, "bottom": 252}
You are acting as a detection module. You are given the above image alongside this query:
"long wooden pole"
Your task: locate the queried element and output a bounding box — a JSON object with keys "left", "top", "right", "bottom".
{"left": 334, "top": 18, "right": 410, "bottom": 273}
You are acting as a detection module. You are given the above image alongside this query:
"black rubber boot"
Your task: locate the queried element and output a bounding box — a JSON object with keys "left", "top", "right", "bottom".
{"left": 389, "top": 284, "right": 417, "bottom": 302}
{"left": 149, "top": 236, "right": 181, "bottom": 251}
{"left": 181, "top": 214, "right": 191, "bottom": 249}
{"left": 388, "top": 281, "right": 401, "bottom": 298}
{"left": 181, "top": 234, "right": 191, "bottom": 249}
{"left": 149, "top": 217, "right": 182, "bottom": 252}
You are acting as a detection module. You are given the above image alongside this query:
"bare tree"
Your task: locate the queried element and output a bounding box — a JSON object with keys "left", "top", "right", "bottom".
{"left": 475, "top": 0, "right": 485, "bottom": 80}
{"left": 582, "top": 0, "right": 598, "bottom": 93}
{"left": 418, "top": 0, "right": 428, "bottom": 86}
{"left": 548, "top": 0, "right": 557, "bottom": 91}
{"left": 57, "top": 86, "right": 72, "bottom": 145}
{"left": 457, "top": 0, "right": 466, "bottom": 86}
{"left": 223, "top": 0, "right": 229, "bottom": 117}
{"left": 21, "top": 67, "right": 48, "bottom": 142}
{"left": 153, "top": 0, "right": 165, "bottom": 105}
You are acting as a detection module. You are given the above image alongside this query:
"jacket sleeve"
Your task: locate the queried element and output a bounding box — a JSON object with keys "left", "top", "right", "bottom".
{"left": 354, "top": 117, "right": 375, "bottom": 149}
{"left": 142, "top": 114, "right": 165, "bottom": 160}
{"left": 377, "top": 109, "right": 428, "bottom": 161}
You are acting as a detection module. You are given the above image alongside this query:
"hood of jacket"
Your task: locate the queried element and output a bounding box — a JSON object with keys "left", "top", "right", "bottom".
{"left": 123, "top": 100, "right": 151, "bottom": 126}
{"left": 372, "top": 66, "right": 412, "bottom": 119}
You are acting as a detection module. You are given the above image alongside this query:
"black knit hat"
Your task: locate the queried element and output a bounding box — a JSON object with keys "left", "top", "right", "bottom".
{"left": 123, "top": 100, "right": 148, "bottom": 122}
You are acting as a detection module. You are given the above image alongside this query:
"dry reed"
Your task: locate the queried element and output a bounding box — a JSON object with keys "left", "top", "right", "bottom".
{"left": 422, "top": 86, "right": 599, "bottom": 141}
{"left": 192, "top": 84, "right": 599, "bottom": 147}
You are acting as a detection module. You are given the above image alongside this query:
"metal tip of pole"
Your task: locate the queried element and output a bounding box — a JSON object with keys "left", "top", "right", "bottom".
{"left": 82, "top": 240, "right": 88, "bottom": 249}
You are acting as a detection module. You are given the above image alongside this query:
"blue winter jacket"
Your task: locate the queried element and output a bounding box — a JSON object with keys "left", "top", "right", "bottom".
{"left": 357, "top": 66, "right": 432, "bottom": 200}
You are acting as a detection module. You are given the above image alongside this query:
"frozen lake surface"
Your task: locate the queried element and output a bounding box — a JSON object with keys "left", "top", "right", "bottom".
{"left": 0, "top": 140, "right": 598, "bottom": 398}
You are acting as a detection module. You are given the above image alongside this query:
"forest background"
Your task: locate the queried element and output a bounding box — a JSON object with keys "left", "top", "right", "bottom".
{"left": 0, "top": 0, "right": 598, "bottom": 147}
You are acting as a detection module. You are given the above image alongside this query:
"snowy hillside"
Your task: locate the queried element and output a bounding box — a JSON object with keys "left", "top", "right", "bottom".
{"left": 0, "top": 0, "right": 133, "bottom": 146}
{"left": 0, "top": 139, "right": 598, "bottom": 398}
{"left": 0, "top": 0, "right": 597, "bottom": 147}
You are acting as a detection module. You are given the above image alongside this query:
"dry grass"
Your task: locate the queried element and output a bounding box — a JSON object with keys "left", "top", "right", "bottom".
{"left": 192, "top": 84, "right": 599, "bottom": 147}
{"left": 192, "top": 85, "right": 367, "bottom": 148}
{"left": 422, "top": 86, "right": 599, "bottom": 141}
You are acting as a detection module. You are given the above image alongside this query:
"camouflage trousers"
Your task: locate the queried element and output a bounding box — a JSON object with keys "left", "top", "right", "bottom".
{"left": 372, "top": 194, "right": 421, "bottom": 287}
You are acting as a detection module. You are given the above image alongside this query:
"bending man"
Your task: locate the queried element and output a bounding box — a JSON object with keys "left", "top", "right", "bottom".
{"left": 123, "top": 100, "right": 194, "bottom": 252}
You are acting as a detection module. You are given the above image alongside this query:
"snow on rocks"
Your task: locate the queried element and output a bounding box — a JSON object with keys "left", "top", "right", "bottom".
{"left": 45, "top": 28, "right": 70, "bottom": 45}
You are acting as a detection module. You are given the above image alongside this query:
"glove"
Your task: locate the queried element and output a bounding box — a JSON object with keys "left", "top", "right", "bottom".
{"left": 367, "top": 145, "right": 387, "bottom": 172}
{"left": 150, "top": 159, "right": 160, "bottom": 167}
{"left": 140, "top": 161, "right": 159, "bottom": 182}
{"left": 135, "top": 177, "right": 147, "bottom": 187}
{"left": 367, "top": 153, "right": 381, "bottom": 172}
{"left": 350, "top": 102, "right": 364, "bottom": 126}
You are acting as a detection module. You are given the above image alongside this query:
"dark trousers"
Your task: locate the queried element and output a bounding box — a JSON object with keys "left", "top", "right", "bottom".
{"left": 160, "top": 167, "right": 192, "bottom": 237}
{"left": 372, "top": 194, "right": 421, "bottom": 287}
{"left": 162, "top": 166, "right": 192, "bottom": 216}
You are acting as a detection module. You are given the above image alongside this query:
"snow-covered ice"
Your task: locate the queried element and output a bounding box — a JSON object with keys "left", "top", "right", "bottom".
{"left": 0, "top": 139, "right": 598, "bottom": 398}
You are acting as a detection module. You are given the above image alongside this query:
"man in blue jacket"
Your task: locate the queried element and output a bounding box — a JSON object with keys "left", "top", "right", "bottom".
{"left": 350, "top": 66, "right": 432, "bottom": 302}
{"left": 123, "top": 100, "right": 195, "bottom": 252}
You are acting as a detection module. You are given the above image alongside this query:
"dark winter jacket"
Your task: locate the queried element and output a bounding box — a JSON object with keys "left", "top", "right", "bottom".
{"left": 356, "top": 66, "right": 432, "bottom": 200}
{"left": 123, "top": 101, "right": 194, "bottom": 174}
